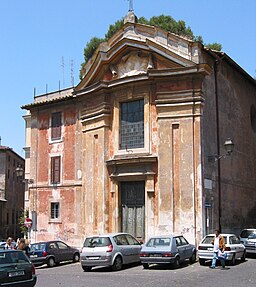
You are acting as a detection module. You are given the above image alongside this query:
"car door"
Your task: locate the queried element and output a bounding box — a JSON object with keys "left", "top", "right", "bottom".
{"left": 230, "top": 235, "right": 243, "bottom": 258}
{"left": 115, "top": 234, "right": 131, "bottom": 264}
{"left": 175, "top": 237, "right": 187, "bottom": 261}
{"left": 56, "top": 241, "right": 73, "bottom": 262}
{"left": 179, "top": 236, "right": 193, "bottom": 259}
{"left": 125, "top": 234, "right": 141, "bottom": 263}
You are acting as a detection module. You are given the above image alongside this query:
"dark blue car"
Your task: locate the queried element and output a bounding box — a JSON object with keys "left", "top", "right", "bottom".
{"left": 29, "top": 240, "right": 80, "bottom": 267}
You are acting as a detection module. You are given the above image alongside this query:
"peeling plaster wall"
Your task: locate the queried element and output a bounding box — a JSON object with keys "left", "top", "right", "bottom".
{"left": 202, "top": 52, "right": 256, "bottom": 236}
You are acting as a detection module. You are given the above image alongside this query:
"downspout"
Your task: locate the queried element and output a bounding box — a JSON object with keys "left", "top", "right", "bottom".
{"left": 213, "top": 56, "right": 224, "bottom": 232}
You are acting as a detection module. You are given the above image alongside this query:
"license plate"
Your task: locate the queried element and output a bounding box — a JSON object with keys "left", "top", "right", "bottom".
{"left": 150, "top": 254, "right": 160, "bottom": 257}
{"left": 30, "top": 254, "right": 38, "bottom": 258}
{"left": 9, "top": 271, "right": 25, "bottom": 277}
{"left": 207, "top": 248, "right": 213, "bottom": 251}
{"left": 88, "top": 257, "right": 99, "bottom": 260}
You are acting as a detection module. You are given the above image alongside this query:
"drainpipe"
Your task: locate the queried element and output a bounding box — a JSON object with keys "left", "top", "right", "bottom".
{"left": 213, "top": 55, "right": 224, "bottom": 232}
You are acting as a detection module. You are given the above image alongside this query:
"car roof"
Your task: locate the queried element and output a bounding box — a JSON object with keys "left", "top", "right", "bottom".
{"left": 85, "top": 232, "right": 134, "bottom": 238}
{"left": 147, "top": 234, "right": 183, "bottom": 239}
{"left": 204, "top": 233, "right": 237, "bottom": 237}
{"left": 0, "top": 249, "right": 21, "bottom": 253}
{"left": 31, "top": 240, "right": 62, "bottom": 245}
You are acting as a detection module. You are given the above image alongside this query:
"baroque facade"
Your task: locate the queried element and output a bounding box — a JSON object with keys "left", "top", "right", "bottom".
{"left": 22, "top": 16, "right": 256, "bottom": 247}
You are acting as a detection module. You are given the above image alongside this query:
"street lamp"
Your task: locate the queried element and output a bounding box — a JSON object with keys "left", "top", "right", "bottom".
{"left": 207, "top": 138, "right": 235, "bottom": 232}
{"left": 208, "top": 138, "right": 234, "bottom": 162}
{"left": 15, "top": 165, "right": 34, "bottom": 184}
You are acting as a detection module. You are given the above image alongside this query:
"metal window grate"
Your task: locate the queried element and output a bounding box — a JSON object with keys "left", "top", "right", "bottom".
{"left": 51, "top": 202, "right": 59, "bottom": 219}
{"left": 120, "top": 99, "right": 144, "bottom": 149}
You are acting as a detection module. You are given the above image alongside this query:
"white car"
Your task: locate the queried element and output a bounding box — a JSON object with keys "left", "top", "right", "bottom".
{"left": 198, "top": 233, "right": 246, "bottom": 266}
{"left": 240, "top": 228, "right": 256, "bottom": 245}
{"left": 243, "top": 232, "right": 256, "bottom": 254}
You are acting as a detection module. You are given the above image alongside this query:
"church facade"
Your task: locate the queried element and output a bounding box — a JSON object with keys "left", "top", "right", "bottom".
{"left": 22, "top": 17, "right": 256, "bottom": 246}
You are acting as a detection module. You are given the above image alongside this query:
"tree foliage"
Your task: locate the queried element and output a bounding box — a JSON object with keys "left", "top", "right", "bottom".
{"left": 80, "top": 15, "right": 222, "bottom": 79}
{"left": 205, "top": 42, "right": 222, "bottom": 51}
{"left": 18, "top": 209, "right": 29, "bottom": 237}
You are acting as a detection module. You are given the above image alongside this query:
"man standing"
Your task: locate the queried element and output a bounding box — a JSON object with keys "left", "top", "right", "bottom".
{"left": 4, "top": 237, "right": 14, "bottom": 249}
{"left": 210, "top": 229, "right": 226, "bottom": 269}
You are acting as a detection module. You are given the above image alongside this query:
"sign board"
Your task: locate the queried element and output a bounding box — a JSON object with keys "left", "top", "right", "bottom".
{"left": 24, "top": 218, "right": 32, "bottom": 228}
{"left": 205, "top": 202, "right": 212, "bottom": 208}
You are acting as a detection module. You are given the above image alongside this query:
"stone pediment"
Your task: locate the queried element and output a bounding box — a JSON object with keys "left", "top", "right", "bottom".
{"left": 76, "top": 22, "right": 200, "bottom": 91}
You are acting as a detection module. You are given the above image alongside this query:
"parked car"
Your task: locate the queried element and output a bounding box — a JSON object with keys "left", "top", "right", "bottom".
{"left": 198, "top": 233, "right": 246, "bottom": 266}
{"left": 29, "top": 240, "right": 80, "bottom": 267}
{"left": 80, "top": 233, "right": 142, "bottom": 271}
{"left": 0, "top": 241, "right": 16, "bottom": 250}
{"left": 139, "top": 235, "right": 196, "bottom": 269}
{"left": 240, "top": 228, "right": 256, "bottom": 245}
{"left": 0, "top": 249, "right": 37, "bottom": 287}
{"left": 243, "top": 232, "right": 256, "bottom": 254}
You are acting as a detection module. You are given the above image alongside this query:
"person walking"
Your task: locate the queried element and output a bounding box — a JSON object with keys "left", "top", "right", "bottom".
{"left": 210, "top": 229, "right": 226, "bottom": 269}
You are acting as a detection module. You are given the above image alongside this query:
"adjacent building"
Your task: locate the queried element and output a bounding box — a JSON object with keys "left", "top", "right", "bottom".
{"left": 0, "top": 146, "right": 25, "bottom": 240}
{"left": 22, "top": 13, "right": 256, "bottom": 246}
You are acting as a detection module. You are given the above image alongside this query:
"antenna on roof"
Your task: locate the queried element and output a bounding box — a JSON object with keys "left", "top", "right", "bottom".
{"left": 61, "top": 56, "right": 65, "bottom": 89}
{"left": 128, "top": 0, "right": 134, "bottom": 12}
{"left": 33, "top": 87, "right": 36, "bottom": 98}
{"left": 0, "top": 136, "right": 2, "bottom": 146}
{"left": 70, "top": 59, "right": 74, "bottom": 87}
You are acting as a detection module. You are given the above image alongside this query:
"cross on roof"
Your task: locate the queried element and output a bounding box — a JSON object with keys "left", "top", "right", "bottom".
{"left": 128, "top": 0, "right": 134, "bottom": 12}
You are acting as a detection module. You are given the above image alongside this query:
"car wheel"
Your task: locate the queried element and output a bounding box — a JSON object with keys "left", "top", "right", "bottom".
{"left": 73, "top": 253, "right": 80, "bottom": 262}
{"left": 173, "top": 256, "right": 180, "bottom": 269}
{"left": 199, "top": 258, "right": 205, "bottom": 266}
{"left": 82, "top": 266, "right": 92, "bottom": 272}
{"left": 143, "top": 263, "right": 149, "bottom": 269}
{"left": 230, "top": 254, "right": 236, "bottom": 266}
{"left": 111, "top": 256, "right": 122, "bottom": 271}
{"left": 189, "top": 251, "right": 197, "bottom": 264}
{"left": 47, "top": 257, "right": 56, "bottom": 267}
{"left": 241, "top": 251, "right": 246, "bottom": 262}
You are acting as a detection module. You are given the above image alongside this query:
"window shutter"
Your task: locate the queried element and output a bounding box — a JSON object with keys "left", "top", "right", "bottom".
{"left": 51, "top": 112, "right": 61, "bottom": 140}
{"left": 51, "top": 156, "right": 60, "bottom": 184}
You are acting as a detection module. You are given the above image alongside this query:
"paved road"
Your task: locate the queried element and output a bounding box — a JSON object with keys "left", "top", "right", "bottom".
{"left": 35, "top": 257, "right": 256, "bottom": 287}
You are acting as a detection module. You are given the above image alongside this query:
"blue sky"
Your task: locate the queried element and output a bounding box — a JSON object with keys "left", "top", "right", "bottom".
{"left": 1, "top": 0, "right": 255, "bottom": 156}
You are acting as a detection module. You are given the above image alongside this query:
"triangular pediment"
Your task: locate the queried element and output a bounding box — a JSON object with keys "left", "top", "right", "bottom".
{"left": 76, "top": 22, "right": 201, "bottom": 91}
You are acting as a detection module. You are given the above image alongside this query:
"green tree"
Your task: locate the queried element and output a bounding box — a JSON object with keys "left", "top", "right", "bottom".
{"left": 19, "top": 209, "right": 29, "bottom": 237}
{"left": 80, "top": 15, "right": 221, "bottom": 79}
{"left": 205, "top": 42, "right": 222, "bottom": 51}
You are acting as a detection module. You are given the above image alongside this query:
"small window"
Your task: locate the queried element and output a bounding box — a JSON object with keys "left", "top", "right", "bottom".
{"left": 51, "top": 202, "right": 60, "bottom": 219}
{"left": 51, "top": 156, "right": 61, "bottom": 184}
{"left": 51, "top": 112, "right": 62, "bottom": 140}
{"left": 57, "top": 242, "right": 68, "bottom": 249}
{"left": 115, "top": 234, "right": 129, "bottom": 245}
{"left": 179, "top": 236, "right": 189, "bottom": 245}
{"left": 126, "top": 234, "right": 140, "bottom": 245}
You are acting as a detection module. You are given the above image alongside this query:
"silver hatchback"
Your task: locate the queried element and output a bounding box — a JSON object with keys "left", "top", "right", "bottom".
{"left": 80, "top": 233, "right": 141, "bottom": 271}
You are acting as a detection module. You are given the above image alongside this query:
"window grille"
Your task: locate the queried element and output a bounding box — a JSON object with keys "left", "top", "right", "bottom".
{"left": 120, "top": 99, "right": 144, "bottom": 149}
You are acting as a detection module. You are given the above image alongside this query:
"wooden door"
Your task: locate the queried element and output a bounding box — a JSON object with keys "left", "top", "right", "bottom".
{"left": 121, "top": 181, "right": 145, "bottom": 239}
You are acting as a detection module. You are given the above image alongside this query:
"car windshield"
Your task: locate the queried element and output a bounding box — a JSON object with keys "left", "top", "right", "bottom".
{"left": 146, "top": 238, "right": 171, "bottom": 247}
{"left": 202, "top": 235, "right": 227, "bottom": 244}
{"left": 241, "top": 230, "right": 256, "bottom": 238}
{"left": 30, "top": 243, "right": 46, "bottom": 251}
{"left": 0, "top": 251, "right": 29, "bottom": 264}
{"left": 83, "top": 237, "right": 111, "bottom": 247}
{"left": 248, "top": 233, "right": 256, "bottom": 239}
